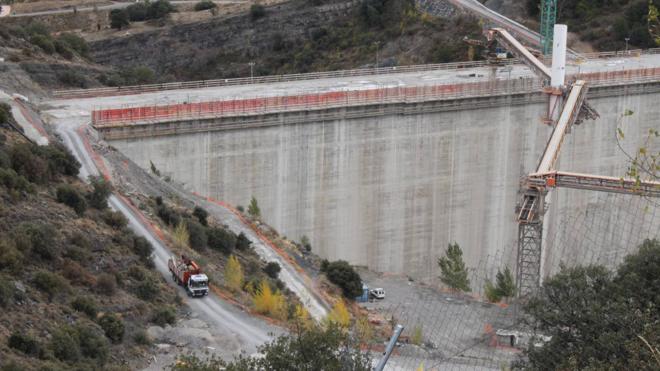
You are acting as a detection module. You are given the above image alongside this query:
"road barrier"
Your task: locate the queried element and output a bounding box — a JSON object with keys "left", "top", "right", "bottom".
{"left": 91, "top": 66, "right": 660, "bottom": 127}
{"left": 55, "top": 48, "right": 660, "bottom": 99}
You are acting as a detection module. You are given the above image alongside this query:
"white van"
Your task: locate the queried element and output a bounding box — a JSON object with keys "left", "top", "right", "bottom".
{"left": 370, "top": 288, "right": 385, "bottom": 299}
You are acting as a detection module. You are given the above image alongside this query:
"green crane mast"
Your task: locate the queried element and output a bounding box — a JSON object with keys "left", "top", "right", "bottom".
{"left": 540, "top": 0, "right": 557, "bottom": 55}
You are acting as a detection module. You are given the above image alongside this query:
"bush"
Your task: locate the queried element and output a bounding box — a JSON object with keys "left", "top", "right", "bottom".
{"left": 0, "top": 239, "right": 22, "bottom": 272}
{"left": 132, "top": 236, "right": 153, "bottom": 261}
{"left": 136, "top": 278, "right": 160, "bottom": 301}
{"left": 133, "top": 330, "right": 152, "bottom": 345}
{"left": 247, "top": 196, "right": 261, "bottom": 218}
{"left": 263, "top": 262, "right": 281, "bottom": 279}
{"left": 71, "top": 296, "right": 98, "bottom": 318}
{"left": 58, "top": 33, "right": 89, "bottom": 57}
{"left": 194, "top": 0, "right": 217, "bottom": 11}
{"left": 38, "top": 143, "right": 80, "bottom": 177}
{"left": 98, "top": 314, "right": 125, "bottom": 343}
{"left": 323, "top": 260, "right": 363, "bottom": 299}
{"left": 8, "top": 332, "right": 40, "bottom": 356}
{"left": 0, "top": 279, "right": 15, "bottom": 307}
{"left": 157, "top": 204, "right": 180, "bottom": 226}
{"left": 87, "top": 176, "right": 112, "bottom": 209}
{"left": 186, "top": 219, "right": 208, "bottom": 250}
{"left": 30, "top": 34, "right": 55, "bottom": 54}
{"left": 151, "top": 306, "right": 176, "bottom": 326}
{"left": 50, "top": 327, "right": 80, "bottom": 362}
{"left": 32, "top": 271, "right": 69, "bottom": 300}
{"left": 95, "top": 273, "right": 117, "bottom": 296}
{"left": 0, "top": 103, "right": 11, "bottom": 124}
{"left": 128, "top": 264, "right": 147, "bottom": 281}
{"left": 57, "top": 70, "right": 87, "bottom": 87}
{"left": 110, "top": 9, "right": 130, "bottom": 30}
{"left": 56, "top": 184, "right": 87, "bottom": 216}
{"left": 300, "top": 235, "right": 311, "bottom": 252}
{"left": 250, "top": 4, "right": 266, "bottom": 20}
{"left": 207, "top": 227, "right": 236, "bottom": 254}
{"left": 9, "top": 144, "right": 49, "bottom": 183}
{"left": 192, "top": 206, "right": 208, "bottom": 226}
{"left": 147, "top": 0, "right": 176, "bottom": 19}
{"left": 61, "top": 259, "right": 94, "bottom": 285}
{"left": 235, "top": 232, "right": 251, "bottom": 251}
{"left": 0, "top": 168, "right": 33, "bottom": 195}
{"left": 102, "top": 209, "right": 128, "bottom": 230}
{"left": 126, "top": 2, "right": 148, "bottom": 21}
{"left": 76, "top": 325, "right": 109, "bottom": 362}
{"left": 15, "top": 222, "right": 56, "bottom": 260}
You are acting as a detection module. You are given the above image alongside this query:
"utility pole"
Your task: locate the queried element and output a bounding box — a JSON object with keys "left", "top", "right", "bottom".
{"left": 625, "top": 37, "right": 630, "bottom": 53}
{"left": 248, "top": 61, "right": 255, "bottom": 82}
{"left": 374, "top": 41, "right": 380, "bottom": 69}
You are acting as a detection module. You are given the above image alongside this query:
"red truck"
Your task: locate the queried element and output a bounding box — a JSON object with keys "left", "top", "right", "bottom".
{"left": 168, "top": 255, "right": 209, "bottom": 297}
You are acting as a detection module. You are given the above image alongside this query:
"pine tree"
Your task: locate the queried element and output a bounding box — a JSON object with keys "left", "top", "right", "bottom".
{"left": 224, "top": 255, "right": 244, "bottom": 292}
{"left": 495, "top": 266, "right": 516, "bottom": 298}
{"left": 438, "top": 243, "right": 471, "bottom": 292}
{"left": 248, "top": 196, "right": 261, "bottom": 218}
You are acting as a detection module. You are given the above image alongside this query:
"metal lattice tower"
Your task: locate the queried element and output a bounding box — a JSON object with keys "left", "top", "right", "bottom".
{"left": 540, "top": 0, "right": 557, "bottom": 55}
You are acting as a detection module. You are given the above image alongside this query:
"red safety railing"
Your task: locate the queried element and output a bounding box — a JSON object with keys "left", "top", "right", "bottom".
{"left": 91, "top": 67, "right": 660, "bottom": 127}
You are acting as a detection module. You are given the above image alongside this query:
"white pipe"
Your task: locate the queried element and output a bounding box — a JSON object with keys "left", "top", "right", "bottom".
{"left": 551, "top": 24, "right": 568, "bottom": 88}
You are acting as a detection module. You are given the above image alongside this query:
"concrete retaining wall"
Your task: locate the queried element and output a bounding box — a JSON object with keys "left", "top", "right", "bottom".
{"left": 107, "top": 89, "right": 660, "bottom": 283}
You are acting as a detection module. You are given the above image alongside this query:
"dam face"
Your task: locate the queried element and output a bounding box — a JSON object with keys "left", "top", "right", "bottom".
{"left": 107, "top": 90, "right": 660, "bottom": 282}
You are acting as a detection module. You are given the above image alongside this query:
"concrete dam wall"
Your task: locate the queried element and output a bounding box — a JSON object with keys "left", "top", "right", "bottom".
{"left": 106, "top": 88, "right": 660, "bottom": 283}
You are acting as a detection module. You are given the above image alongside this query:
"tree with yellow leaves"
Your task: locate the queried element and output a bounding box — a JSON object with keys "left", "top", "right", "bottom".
{"left": 326, "top": 300, "right": 350, "bottom": 328}
{"left": 252, "top": 280, "right": 287, "bottom": 320}
{"left": 173, "top": 221, "right": 189, "bottom": 249}
{"left": 293, "top": 304, "right": 313, "bottom": 329}
{"left": 224, "top": 255, "right": 243, "bottom": 292}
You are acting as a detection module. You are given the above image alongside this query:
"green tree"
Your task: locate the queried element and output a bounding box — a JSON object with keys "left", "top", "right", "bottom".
{"left": 170, "top": 324, "right": 370, "bottom": 370}
{"left": 438, "top": 243, "right": 470, "bottom": 292}
{"left": 208, "top": 227, "right": 237, "bottom": 254}
{"left": 56, "top": 184, "right": 87, "bottom": 216}
{"left": 495, "top": 266, "right": 516, "bottom": 298}
{"left": 192, "top": 206, "right": 208, "bottom": 226}
{"left": 109, "top": 9, "right": 130, "bottom": 30}
{"left": 322, "top": 260, "right": 363, "bottom": 298}
{"left": 98, "top": 313, "right": 125, "bottom": 343}
{"left": 247, "top": 196, "right": 261, "bottom": 218}
{"left": 87, "top": 176, "right": 112, "bottom": 209}
{"left": 522, "top": 239, "right": 660, "bottom": 370}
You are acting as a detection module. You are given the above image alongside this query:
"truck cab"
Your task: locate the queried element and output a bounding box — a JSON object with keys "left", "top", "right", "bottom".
{"left": 187, "top": 274, "right": 209, "bottom": 297}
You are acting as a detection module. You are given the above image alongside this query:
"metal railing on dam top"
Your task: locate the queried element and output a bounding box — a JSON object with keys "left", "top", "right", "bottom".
{"left": 91, "top": 67, "right": 660, "bottom": 127}
{"left": 56, "top": 48, "right": 660, "bottom": 99}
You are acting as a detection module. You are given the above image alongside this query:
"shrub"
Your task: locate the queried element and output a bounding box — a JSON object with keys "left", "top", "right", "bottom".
{"left": 15, "top": 222, "right": 56, "bottom": 260}
{"left": 8, "top": 332, "right": 40, "bottom": 356}
{"left": 57, "top": 184, "right": 87, "bottom": 216}
{"left": 37, "top": 143, "right": 80, "bottom": 177}
{"left": 186, "top": 219, "right": 207, "bottom": 250}
{"left": 300, "top": 235, "right": 312, "bottom": 252}
{"left": 235, "top": 232, "right": 251, "bottom": 251}
{"left": 61, "top": 259, "right": 94, "bottom": 285}
{"left": 263, "top": 262, "right": 281, "bottom": 279}
{"left": 9, "top": 144, "right": 49, "bottom": 183}
{"left": 0, "top": 168, "right": 33, "bottom": 195}
{"left": 136, "top": 278, "right": 160, "bottom": 301}
{"left": 132, "top": 236, "right": 153, "bottom": 261}
{"left": 71, "top": 296, "right": 98, "bottom": 318}
{"left": 157, "top": 204, "right": 180, "bottom": 226}
{"left": 0, "top": 103, "right": 11, "bottom": 124}
{"left": 30, "top": 34, "right": 55, "bottom": 54}
{"left": 50, "top": 327, "right": 80, "bottom": 362}
{"left": 252, "top": 280, "right": 286, "bottom": 319}
{"left": 323, "top": 260, "right": 363, "bottom": 299}
{"left": 207, "top": 227, "right": 236, "bottom": 254}
{"left": 87, "top": 176, "right": 112, "bottom": 209}
{"left": 173, "top": 221, "right": 189, "bottom": 249}
{"left": 57, "top": 70, "right": 87, "bottom": 87}
{"left": 194, "top": 0, "right": 217, "bottom": 11}
{"left": 102, "top": 209, "right": 128, "bottom": 229}
{"left": 327, "top": 300, "right": 350, "bottom": 327}
{"left": 95, "top": 273, "right": 117, "bottom": 296}
{"left": 126, "top": 2, "right": 148, "bottom": 21}
{"left": 250, "top": 4, "right": 266, "bottom": 20}
{"left": 98, "top": 313, "right": 124, "bottom": 343}
{"left": 224, "top": 255, "right": 243, "bottom": 292}
{"left": 147, "top": 0, "right": 176, "bottom": 19}
{"left": 0, "top": 279, "right": 15, "bottom": 307}
{"left": 32, "top": 271, "right": 69, "bottom": 300}
{"left": 247, "top": 196, "right": 261, "bottom": 218}
{"left": 110, "top": 9, "right": 130, "bottom": 30}
{"left": 76, "top": 325, "right": 109, "bottom": 362}
{"left": 58, "top": 33, "right": 89, "bottom": 57}
{"left": 151, "top": 306, "right": 176, "bottom": 326}
{"left": 133, "top": 330, "right": 152, "bottom": 345}
{"left": 192, "top": 206, "right": 208, "bottom": 226}
{"left": 0, "top": 239, "right": 22, "bottom": 272}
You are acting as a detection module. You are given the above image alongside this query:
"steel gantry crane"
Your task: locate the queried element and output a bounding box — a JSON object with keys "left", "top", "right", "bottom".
{"left": 540, "top": 0, "right": 557, "bottom": 55}
{"left": 488, "top": 26, "right": 660, "bottom": 296}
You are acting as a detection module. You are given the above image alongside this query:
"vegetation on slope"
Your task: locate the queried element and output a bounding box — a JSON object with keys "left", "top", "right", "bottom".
{"left": 0, "top": 122, "right": 179, "bottom": 369}
{"left": 518, "top": 239, "right": 660, "bottom": 370}
{"left": 526, "top": 0, "right": 660, "bottom": 50}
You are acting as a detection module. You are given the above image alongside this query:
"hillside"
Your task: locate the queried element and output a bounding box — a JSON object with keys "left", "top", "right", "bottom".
{"left": 89, "top": 0, "right": 483, "bottom": 82}
{"left": 0, "top": 110, "right": 182, "bottom": 369}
